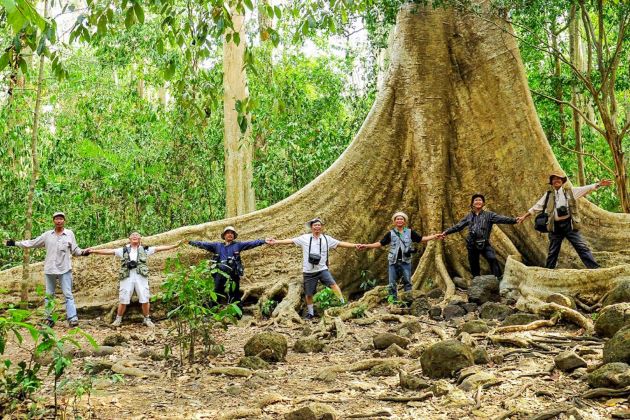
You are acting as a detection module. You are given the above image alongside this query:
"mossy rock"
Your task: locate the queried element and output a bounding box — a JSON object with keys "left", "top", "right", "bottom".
{"left": 244, "top": 332, "right": 288, "bottom": 363}
{"left": 602, "top": 280, "right": 630, "bottom": 307}
{"left": 237, "top": 356, "right": 270, "bottom": 370}
{"left": 594, "top": 303, "right": 630, "bottom": 338}
{"left": 603, "top": 326, "right": 630, "bottom": 364}
{"left": 501, "top": 312, "right": 541, "bottom": 327}
{"left": 587, "top": 362, "right": 630, "bottom": 389}
{"left": 294, "top": 337, "right": 325, "bottom": 354}
{"left": 420, "top": 339, "right": 474, "bottom": 378}
{"left": 459, "top": 320, "right": 490, "bottom": 334}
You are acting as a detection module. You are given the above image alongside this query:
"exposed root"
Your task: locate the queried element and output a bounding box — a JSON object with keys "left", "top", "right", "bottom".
{"left": 430, "top": 325, "right": 448, "bottom": 340}
{"left": 376, "top": 392, "right": 432, "bottom": 402}
{"left": 488, "top": 335, "right": 531, "bottom": 348}
{"left": 206, "top": 367, "right": 252, "bottom": 377}
{"left": 581, "top": 385, "right": 630, "bottom": 399}
{"left": 337, "top": 286, "right": 388, "bottom": 320}
{"left": 315, "top": 358, "right": 408, "bottom": 381}
{"left": 536, "top": 303, "right": 594, "bottom": 334}
{"left": 111, "top": 360, "right": 160, "bottom": 378}
{"left": 494, "top": 314, "right": 559, "bottom": 334}
{"left": 270, "top": 278, "right": 304, "bottom": 326}
{"left": 217, "top": 407, "right": 262, "bottom": 420}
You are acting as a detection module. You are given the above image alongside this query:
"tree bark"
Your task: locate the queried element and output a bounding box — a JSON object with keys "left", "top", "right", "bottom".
{"left": 20, "top": 0, "right": 49, "bottom": 303}
{"left": 1, "top": 3, "right": 629, "bottom": 319}
{"left": 569, "top": 7, "right": 586, "bottom": 185}
{"left": 223, "top": 11, "right": 255, "bottom": 217}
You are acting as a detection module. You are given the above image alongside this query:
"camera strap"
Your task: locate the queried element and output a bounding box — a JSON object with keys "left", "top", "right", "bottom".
{"left": 308, "top": 235, "right": 327, "bottom": 267}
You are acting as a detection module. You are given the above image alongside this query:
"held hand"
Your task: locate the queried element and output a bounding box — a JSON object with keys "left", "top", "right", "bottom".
{"left": 266, "top": 238, "right": 276, "bottom": 245}
{"left": 177, "top": 239, "right": 186, "bottom": 247}
{"left": 5, "top": 239, "right": 15, "bottom": 247}
{"left": 597, "top": 179, "right": 613, "bottom": 188}
{"left": 355, "top": 244, "right": 366, "bottom": 251}
{"left": 82, "top": 248, "right": 92, "bottom": 256}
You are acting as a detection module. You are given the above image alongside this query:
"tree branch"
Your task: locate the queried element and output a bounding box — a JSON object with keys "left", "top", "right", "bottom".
{"left": 531, "top": 89, "right": 604, "bottom": 136}
{"left": 556, "top": 143, "right": 615, "bottom": 175}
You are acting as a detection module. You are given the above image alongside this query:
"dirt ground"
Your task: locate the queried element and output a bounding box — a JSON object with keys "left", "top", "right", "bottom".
{"left": 2, "top": 294, "right": 629, "bottom": 420}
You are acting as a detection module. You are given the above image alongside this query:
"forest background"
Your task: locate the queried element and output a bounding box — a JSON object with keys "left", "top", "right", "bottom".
{"left": 0, "top": 0, "right": 627, "bottom": 270}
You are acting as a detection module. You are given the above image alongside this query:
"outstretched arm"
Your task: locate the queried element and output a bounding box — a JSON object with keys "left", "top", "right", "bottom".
{"left": 489, "top": 213, "right": 518, "bottom": 225}
{"left": 11, "top": 233, "right": 46, "bottom": 249}
{"left": 573, "top": 179, "right": 613, "bottom": 199}
{"left": 188, "top": 241, "right": 218, "bottom": 253}
{"left": 442, "top": 216, "right": 470, "bottom": 237}
{"left": 237, "top": 239, "right": 266, "bottom": 251}
{"left": 362, "top": 242, "right": 383, "bottom": 249}
{"left": 153, "top": 242, "right": 182, "bottom": 253}
{"left": 337, "top": 241, "right": 360, "bottom": 249}
{"left": 87, "top": 248, "right": 116, "bottom": 255}
{"left": 421, "top": 233, "right": 442, "bottom": 242}
{"left": 267, "top": 238, "right": 295, "bottom": 245}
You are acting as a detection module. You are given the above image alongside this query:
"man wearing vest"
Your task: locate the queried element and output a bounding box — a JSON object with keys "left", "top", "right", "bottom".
{"left": 5, "top": 212, "right": 89, "bottom": 327}
{"left": 517, "top": 173, "right": 612, "bottom": 269}
{"left": 87, "top": 232, "right": 180, "bottom": 327}
{"left": 441, "top": 194, "right": 519, "bottom": 278}
{"left": 268, "top": 218, "right": 360, "bottom": 320}
{"left": 359, "top": 212, "right": 441, "bottom": 299}
{"left": 189, "top": 226, "right": 272, "bottom": 313}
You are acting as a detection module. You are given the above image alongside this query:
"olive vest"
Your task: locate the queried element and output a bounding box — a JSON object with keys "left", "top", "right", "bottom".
{"left": 119, "top": 245, "right": 149, "bottom": 280}
{"left": 544, "top": 185, "right": 580, "bottom": 232}
{"left": 388, "top": 228, "right": 412, "bottom": 265}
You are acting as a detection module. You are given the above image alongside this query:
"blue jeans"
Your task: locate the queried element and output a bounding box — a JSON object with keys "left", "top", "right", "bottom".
{"left": 388, "top": 262, "right": 412, "bottom": 298}
{"left": 44, "top": 270, "right": 78, "bottom": 322}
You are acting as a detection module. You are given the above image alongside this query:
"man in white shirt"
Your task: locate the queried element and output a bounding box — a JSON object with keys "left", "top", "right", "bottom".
{"left": 269, "top": 218, "right": 361, "bottom": 319}
{"left": 86, "top": 232, "right": 180, "bottom": 327}
{"left": 518, "top": 173, "right": 612, "bottom": 269}
{"left": 5, "top": 212, "right": 88, "bottom": 327}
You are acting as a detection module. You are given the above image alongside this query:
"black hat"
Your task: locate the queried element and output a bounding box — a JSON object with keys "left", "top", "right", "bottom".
{"left": 470, "top": 194, "right": 486, "bottom": 206}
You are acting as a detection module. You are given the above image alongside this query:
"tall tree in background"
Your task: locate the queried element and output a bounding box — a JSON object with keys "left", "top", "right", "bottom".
{"left": 223, "top": 10, "right": 255, "bottom": 217}
{"left": 504, "top": 0, "right": 630, "bottom": 211}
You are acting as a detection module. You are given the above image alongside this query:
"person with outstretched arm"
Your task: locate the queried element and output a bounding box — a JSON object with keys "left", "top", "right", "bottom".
{"left": 86, "top": 232, "right": 180, "bottom": 327}
{"left": 5, "top": 212, "right": 88, "bottom": 327}
{"left": 268, "top": 217, "right": 361, "bottom": 320}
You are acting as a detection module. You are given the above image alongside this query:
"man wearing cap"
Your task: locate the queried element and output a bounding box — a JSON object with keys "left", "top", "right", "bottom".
{"left": 189, "top": 227, "right": 272, "bottom": 311}
{"left": 441, "top": 194, "right": 519, "bottom": 278}
{"left": 86, "top": 232, "right": 181, "bottom": 327}
{"left": 359, "top": 212, "right": 441, "bottom": 299}
{"left": 5, "top": 212, "right": 88, "bottom": 327}
{"left": 268, "top": 218, "right": 360, "bottom": 320}
{"left": 517, "top": 173, "right": 612, "bottom": 269}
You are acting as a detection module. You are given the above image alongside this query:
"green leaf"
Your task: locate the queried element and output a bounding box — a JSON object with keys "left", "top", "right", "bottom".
{"left": 243, "top": 0, "right": 253, "bottom": 11}
{"left": 124, "top": 7, "right": 135, "bottom": 29}
{"left": 133, "top": 3, "right": 145, "bottom": 24}
{"left": 233, "top": 32, "right": 240, "bottom": 46}
{"left": 97, "top": 15, "right": 107, "bottom": 35}
{"left": 274, "top": 5, "right": 281, "bottom": 19}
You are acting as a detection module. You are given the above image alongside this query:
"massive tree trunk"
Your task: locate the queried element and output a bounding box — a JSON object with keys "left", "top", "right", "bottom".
{"left": 1, "top": 4, "right": 629, "bottom": 319}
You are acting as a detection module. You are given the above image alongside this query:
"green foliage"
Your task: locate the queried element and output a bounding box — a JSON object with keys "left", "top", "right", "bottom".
{"left": 359, "top": 270, "right": 379, "bottom": 292}
{"left": 351, "top": 304, "right": 367, "bottom": 318}
{"left": 261, "top": 299, "right": 278, "bottom": 318}
{"left": 313, "top": 287, "right": 343, "bottom": 311}
{"left": 160, "top": 257, "right": 240, "bottom": 364}
{"left": 0, "top": 298, "right": 97, "bottom": 416}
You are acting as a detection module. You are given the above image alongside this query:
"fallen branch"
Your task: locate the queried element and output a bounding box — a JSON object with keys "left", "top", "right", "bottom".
{"left": 502, "top": 381, "right": 532, "bottom": 408}
{"left": 346, "top": 409, "right": 393, "bottom": 418}
{"left": 489, "top": 335, "right": 531, "bottom": 348}
{"left": 574, "top": 295, "right": 600, "bottom": 313}
{"left": 206, "top": 367, "right": 252, "bottom": 377}
{"left": 111, "top": 360, "right": 160, "bottom": 378}
{"left": 495, "top": 314, "right": 559, "bottom": 334}
{"left": 430, "top": 325, "right": 448, "bottom": 340}
{"left": 217, "top": 408, "right": 262, "bottom": 420}
{"left": 581, "top": 385, "right": 630, "bottom": 399}
{"left": 376, "top": 391, "right": 432, "bottom": 402}
{"left": 527, "top": 407, "right": 570, "bottom": 420}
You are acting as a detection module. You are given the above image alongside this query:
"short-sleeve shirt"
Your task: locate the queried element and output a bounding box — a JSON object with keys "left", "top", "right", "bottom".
{"left": 292, "top": 234, "right": 340, "bottom": 273}
{"left": 114, "top": 246, "right": 156, "bottom": 280}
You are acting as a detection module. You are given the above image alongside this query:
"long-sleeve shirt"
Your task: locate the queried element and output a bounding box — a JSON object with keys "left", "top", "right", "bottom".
{"left": 16, "top": 229, "right": 84, "bottom": 274}
{"left": 188, "top": 239, "right": 265, "bottom": 262}
{"left": 528, "top": 183, "right": 598, "bottom": 220}
{"left": 444, "top": 211, "right": 517, "bottom": 242}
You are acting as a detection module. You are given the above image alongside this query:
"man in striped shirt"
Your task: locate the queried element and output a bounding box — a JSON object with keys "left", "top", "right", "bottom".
{"left": 441, "top": 194, "right": 518, "bottom": 278}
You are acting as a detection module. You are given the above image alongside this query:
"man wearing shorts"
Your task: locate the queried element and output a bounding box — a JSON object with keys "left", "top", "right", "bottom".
{"left": 269, "top": 218, "right": 360, "bottom": 319}
{"left": 87, "top": 232, "right": 180, "bottom": 327}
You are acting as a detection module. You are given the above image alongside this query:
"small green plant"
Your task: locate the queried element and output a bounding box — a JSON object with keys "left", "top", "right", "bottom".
{"left": 351, "top": 305, "right": 367, "bottom": 318}
{"left": 261, "top": 299, "right": 278, "bottom": 318}
{"left": 359, "top": 270, "right": 379, "bottom": 291}
{"left": 313, "top": 287, "right": 343, "bottom": 311}
{"left": 0, "top": 297, "right": 96, "bottom": 417}
{"left": 386, "top": 295, "right": 407, "bottom": 307}
{"left": 161, "top": 257, "right": 241, "bottom": 364}
{"left": 58, "top": 375, "right": 95, "bottom": 419}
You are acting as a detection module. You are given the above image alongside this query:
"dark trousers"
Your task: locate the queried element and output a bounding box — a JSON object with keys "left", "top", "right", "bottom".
{"left": 213, "top": 273, "right": 243, "bottom": 308}
{"left": 545, "top": 220, "right": 599, "bottom": 269}
{"left": 467, "top": 241, "right": 502, "bottom": 278}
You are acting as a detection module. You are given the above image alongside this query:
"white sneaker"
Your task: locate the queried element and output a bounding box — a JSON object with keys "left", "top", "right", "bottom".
{"left": 143, "top": 317, "right": 155, "bottom": 328}
{"left": 111, "top": 316, "right": 122, "bottom": 327}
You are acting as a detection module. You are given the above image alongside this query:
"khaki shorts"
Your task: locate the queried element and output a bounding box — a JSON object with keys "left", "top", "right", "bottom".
{"left": 119, "top": 276, "right": 150, "bottom": 304}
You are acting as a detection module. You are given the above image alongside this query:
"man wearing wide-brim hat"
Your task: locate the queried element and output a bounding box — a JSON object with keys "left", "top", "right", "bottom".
{"left": 518, "top": 172, "right": 612, "bottom": 269}
{"left": 269, "top": 217, "right": 361, "bottom": 320}
{"left": 189, "top": 227, "right": 273, "bottom": 314}
{"left": 5, "top": 212, "right": 89, "bottom": 327}
{"left": 359, "top": 212, "right": 441, "bottom": 300}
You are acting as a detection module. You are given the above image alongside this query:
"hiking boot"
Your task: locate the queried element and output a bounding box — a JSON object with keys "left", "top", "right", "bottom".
{"left": 111, "top": 317, "right": 123, "bottom": 327}
{"left": 304, "top": 313, "right": 315, "bottom": 320}
{"left": 143, "top": 317, "right": 155, "bottom": 328}
{"left": 68, "top": 319, "right": 79, "bottom": 328}
{"left": 41, "top": 318, "right": 55, "bottom": 328}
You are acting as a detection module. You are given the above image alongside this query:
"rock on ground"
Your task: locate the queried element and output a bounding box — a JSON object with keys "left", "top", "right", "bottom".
{"left": 602, "top": 280, "right": 630, "bottom": 307}
{"left": 421, "top": 339, "right": 474, "bottom": 378}
{"left": 554, "top": 351, "right": 587, "bottom": 372}
{"left": 479, "top": 302, "right": 514, "bottom": 321}
{"left": 244, "top": 332, "right": 288, "bottom": 363}
{"left": 294, "top": 337, "right": 325, "bottom": 354}
{"left": 373, "top": 332, "right": 410, "bottom": 350}
{"left": 595, "top": 303, "right": 630, "bottom": 338}
{"left": 587, "top": 363, "right": 630, "bottom": 388}
{"left": 459, "top": 320, "right": 490, "bottom": 334}
{"left": 603, "top": 326, "right": 630, "bottom": 364}
{"left": 468, "top": 275, "right": 500, "bottom": 304}
{"left": 501, "top": 312, "right": 541, "bottom": 326}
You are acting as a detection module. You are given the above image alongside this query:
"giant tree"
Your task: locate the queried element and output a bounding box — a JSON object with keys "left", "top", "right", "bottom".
{"left": 1, "top": 3, "right": 628, "bottom": 324}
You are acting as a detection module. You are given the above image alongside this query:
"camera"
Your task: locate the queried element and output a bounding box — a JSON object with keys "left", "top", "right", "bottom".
{"left": 557, "top": 206, "right": 569, "bottom": 217}
{"left": 308, "top": 253, "right": 322, "bottom": 265}
{"left": 403, "top": 247, "right": 417, "bottom": 258}
{"left": 126, "top": 260, "right": 138, "bottom": 269}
